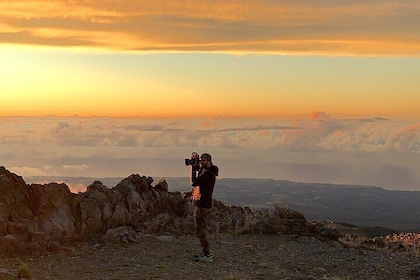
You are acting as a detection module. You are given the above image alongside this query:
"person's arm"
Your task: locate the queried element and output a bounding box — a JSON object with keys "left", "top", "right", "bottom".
{"left": 192, "top": 171, "right": 206, "bottom": 186}
{"left": 190, "top": 163, "right": 199, "bottom": 184}
{"left": 193, "top": 171, "right": 216, "bottom": 191}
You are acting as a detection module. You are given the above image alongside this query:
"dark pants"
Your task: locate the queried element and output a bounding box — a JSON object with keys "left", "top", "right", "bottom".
{"left": 194, "top": 207, "right": 211, "bottom": 252}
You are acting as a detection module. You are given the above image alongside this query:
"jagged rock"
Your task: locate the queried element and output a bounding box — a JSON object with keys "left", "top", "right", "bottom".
{"left": 155, "top": 178, "right": 168, "bottom": 191}
{"left": 77, "top": 195, "right": 105, "bottom": 234}
{"left": 104, "top": 226, "right": 138, "bottom": 243}
{"left": 0, "top": 167, "right": 34, "bottom": 223}
{"left": 113, "top": 174, "right": 152, "bottom": 195}
{"left": 4, "top": 166, "right": 414, "bottom": 260}
{"left": 229, "top": 211, "right": 247, "bottom": 228}
{"left": 126, "top": 189, "right": 141, "bottom": 212}
{"left": 139, "top": 197, "right": 148, "bottom": 212}
{"left": 74, "top": 181, "right": 125, "bottom": 235}
{"left": 47, "top": 241, "right": 71, "bottom": 253}
{"left": 108, "top": 204, "right": 130, "bottom": 228}
{"left": 29, "top": 182, "right": 76, "bottom": 241}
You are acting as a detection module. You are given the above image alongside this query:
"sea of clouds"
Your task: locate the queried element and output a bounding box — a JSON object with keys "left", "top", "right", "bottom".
{"left": 1, "top": 114, "right": 419, "bottom": 191}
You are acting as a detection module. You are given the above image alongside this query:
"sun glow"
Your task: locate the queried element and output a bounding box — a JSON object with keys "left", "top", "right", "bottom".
{"left": 1, "top": 46, "right": 420, "bottom": 118}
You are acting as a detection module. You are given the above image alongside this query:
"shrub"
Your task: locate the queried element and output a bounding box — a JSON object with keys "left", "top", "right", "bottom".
{"left": 272, "top": 202, "right": 307, "bottom": 224}
{"left": 17, "top": 263, "right": 33, "bottom": 279}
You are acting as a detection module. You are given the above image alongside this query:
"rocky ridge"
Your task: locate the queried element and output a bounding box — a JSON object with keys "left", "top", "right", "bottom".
{"left": 0, "top": 166, "right": 342, "bottom": 258}
{"left": 1, "top": 166, "right": 420, "bottom": 279}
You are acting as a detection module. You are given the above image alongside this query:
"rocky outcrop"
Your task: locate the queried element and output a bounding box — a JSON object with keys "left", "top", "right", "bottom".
{"left": 0, "top": 166, "right": 349, "bottom": 258}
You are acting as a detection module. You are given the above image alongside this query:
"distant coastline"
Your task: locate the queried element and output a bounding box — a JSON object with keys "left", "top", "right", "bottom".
{"left": 25, "top": 175, "right": 420, "bottom": 232}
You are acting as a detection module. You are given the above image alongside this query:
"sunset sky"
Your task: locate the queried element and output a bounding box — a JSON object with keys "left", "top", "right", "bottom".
{"left": 1, "top": 1, "right": 419, "bottom": 191}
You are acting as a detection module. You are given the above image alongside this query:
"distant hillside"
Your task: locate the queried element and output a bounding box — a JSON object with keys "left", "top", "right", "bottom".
{"left": 27, "top": 176, "right": 420, "bottom": 232}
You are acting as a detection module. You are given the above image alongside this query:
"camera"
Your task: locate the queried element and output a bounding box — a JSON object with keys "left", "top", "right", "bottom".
{"left": 185, "top": 152, "right": 202, "bottom": 182}
{"left": 185, "top": 152, "right": 201, "bottom": 167}
{"left": 185, "top": 158, "right": 200, "bottom": 166}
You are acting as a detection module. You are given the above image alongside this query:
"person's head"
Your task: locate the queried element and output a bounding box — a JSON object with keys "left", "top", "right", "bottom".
{"left": 200, "top": 153, "right": 212, "bottom": 168}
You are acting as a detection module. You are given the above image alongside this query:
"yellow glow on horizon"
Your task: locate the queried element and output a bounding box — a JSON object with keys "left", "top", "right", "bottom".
{"left": 2, "top": 89, "right": 420, "bottom": 119}
{"left": 1, "top": 45, "right": 419, "bottom": 119}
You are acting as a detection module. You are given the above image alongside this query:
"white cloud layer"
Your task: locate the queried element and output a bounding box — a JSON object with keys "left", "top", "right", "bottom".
{"left": 0, "top": 115, "right": 419, "bottom": 190}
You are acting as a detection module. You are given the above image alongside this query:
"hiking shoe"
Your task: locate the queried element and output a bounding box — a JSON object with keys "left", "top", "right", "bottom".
{"left": 196, "top": 253, "right": 213, "bottom": 262}
{"left": 194, "top": 252, "right": 203, "bottom": 259}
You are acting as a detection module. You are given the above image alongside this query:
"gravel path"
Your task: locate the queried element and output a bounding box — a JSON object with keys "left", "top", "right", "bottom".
{"left": 1, "top": 233, "right": 419, "bottom": 280}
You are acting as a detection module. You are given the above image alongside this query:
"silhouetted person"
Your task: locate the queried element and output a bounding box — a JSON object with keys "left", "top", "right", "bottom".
{"left": 190, "top": 153, "right": 218, "bottom": 262}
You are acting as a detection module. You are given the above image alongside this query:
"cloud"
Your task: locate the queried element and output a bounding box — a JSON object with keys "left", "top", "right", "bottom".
{"left": 1, "top": 115, "right": 419, "bottom": 190}
{"left": 9, "top": 166, "right": 47, "bottom": 177}
{"left": 388, "top": 123, "right": 420, "bottom": 152}
{"left": 0, "top": 1, "right": 419, "bottom": 55}
{"left": 9, "top": 164, "right": 90, "bottom": 178}
{"left": 0, "top": 116, "right": 418, "bottom": 153}
{"left": 200, "top": 120, "right": 217, "bottom": 128}
{"left": 311, "top": 111, "right": 330, "bottom": 120}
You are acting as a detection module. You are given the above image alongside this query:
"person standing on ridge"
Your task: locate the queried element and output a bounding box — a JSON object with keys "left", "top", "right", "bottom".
{"left": 191, "top": 153, "right": 219, "bottom": 262}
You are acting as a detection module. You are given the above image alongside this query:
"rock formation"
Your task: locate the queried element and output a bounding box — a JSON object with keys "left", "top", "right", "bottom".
{"left": 0, "top": 166, "right": 372, "bottom": 258}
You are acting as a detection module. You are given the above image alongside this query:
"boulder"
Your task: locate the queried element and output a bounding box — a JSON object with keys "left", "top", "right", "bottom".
{"left": 104, "top": 226, "right": 138, "bottom": 243}
{"left": 155, "top": 178, "right": 168, "bottom": 191}
{"left": 126, "top": 189, "right": 141, "bottom": 212}
{"left": 29, "top": 183, "right": 76, "bottom": 241}
{"left": 0, "top": 167, "right": 34, "bottom": 223}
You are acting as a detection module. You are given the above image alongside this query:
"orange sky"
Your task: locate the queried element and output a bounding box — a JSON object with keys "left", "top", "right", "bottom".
{"left": 1, "top": 1, "right": 419, "bottom": 118}
{"left": 1, "top": 1, "right": 419, "bottom": 55}
{"left": 1, "top": 49, "right": 419, "bottom": 118}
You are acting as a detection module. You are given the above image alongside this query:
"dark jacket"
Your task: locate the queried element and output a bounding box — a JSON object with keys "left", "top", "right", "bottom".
{"left": 192, "top": 164, "right": 219, "bottom": 208}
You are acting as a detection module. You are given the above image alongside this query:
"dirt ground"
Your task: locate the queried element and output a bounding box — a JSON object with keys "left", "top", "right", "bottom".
{"left": 1, "top": 233, "right": 419, "bottom": 280}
